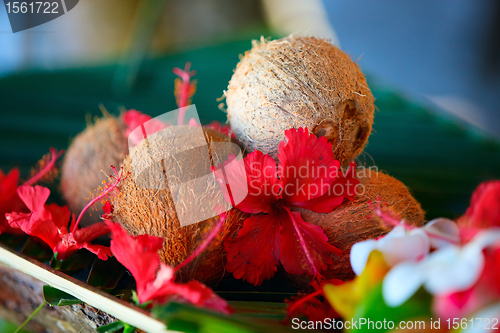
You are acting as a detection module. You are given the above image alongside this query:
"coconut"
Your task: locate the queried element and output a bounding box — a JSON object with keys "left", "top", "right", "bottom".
{"left": 61, "top": 116, "right": 128, "bottom": 225}
{"left": 111, "top": 126, "right": 246, "bottom": 283}
{"left": 284, "top": 170, "right": 425, "bottom": 286}
{"left": 226, "top": 35, "right": 375, "bottom": 166}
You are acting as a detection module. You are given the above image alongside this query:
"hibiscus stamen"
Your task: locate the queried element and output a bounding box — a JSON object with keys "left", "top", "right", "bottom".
{"left": 368, "top": 198, "right": 416, "bottom": 231}
{"left": 283, "top": 206, "right": 319, "bottom": 277}
{"left": 286, "top": 288, "right": 325, "bottom": 319}
{"left": 369, "top": 198, "right": 459, "bottom": 245}
{"left": 174, "top": 211, "right": 227, "bottom": 272}
{"left": 24, "top": 148, "right": 64, "bottom": 187}
{"left": 173, "top": 62, "right": 197, "bottom": 125}
{"left": 72, "top": 166, "right": 128, "bottom": 233}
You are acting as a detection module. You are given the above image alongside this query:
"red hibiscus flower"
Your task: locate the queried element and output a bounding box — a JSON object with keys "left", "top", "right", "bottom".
{"left": 0, "top": 168, "right": 26, "bottom": 235}
{"left": 6, "top": 185, "right": 111, "bottom": 260}
{"left": 205, "top": 121, "right": 235, "bottom": 140}
{"left": 123, "top": 110, "right": 167, "bottom": 146}
{"left": 1, "top": 148, "right": 63, "bottom": 236}
{"left": 107, "top": 221, "right": 232, "bottom": 314}
{"left": 286, "top": 279, "right": 342, "bottom": 323}
{"left": 214, "top": 128, "right": 358, "bottom": 285}
{"left": 459, "top": 180, "right": 500, "bottom": 230}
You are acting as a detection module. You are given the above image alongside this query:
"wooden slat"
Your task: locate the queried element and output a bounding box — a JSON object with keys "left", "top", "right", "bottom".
{"left": 0, "top": 244, "right": 173, "bottom": 333}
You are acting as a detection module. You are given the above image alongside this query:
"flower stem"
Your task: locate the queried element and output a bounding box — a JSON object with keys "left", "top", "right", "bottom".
{"left": 14, "top": 300, "right": 46, "bottom": 333}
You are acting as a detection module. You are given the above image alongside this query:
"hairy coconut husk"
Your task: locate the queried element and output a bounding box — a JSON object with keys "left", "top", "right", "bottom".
{"left": 112, "top": 126, "right": 246, "bottom": 283}
{"left": 226, "top": 35, "right": 375, "bottom": 166}
{"left": 61, "top": 116, "right": 128, "bottom": 225}
{"left": 285, "top": 170, "right": 425, "bottom": 287}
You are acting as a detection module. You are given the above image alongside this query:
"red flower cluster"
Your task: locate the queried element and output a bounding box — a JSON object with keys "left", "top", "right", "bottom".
{"left": 286, "top": 279, "right": 342, "bottom": 323}
{"left": 459, "top": 180, "right": 500, "bottom": 230}
{"left": 0, "top": 168, "right": 26, "bottom": 235}
{"left": 6, "top": 185, "right": 111, "bottom": 260}
{"left": 205, "top": 121, "right": 235, "bottom": 140}
{"left": 214, "top": 128, "right": 358, "bottom": 285}
{"left": 123, "top": 110, "right": 167, "bottom": 146}
{"left": 107, "top": 221, "right": 232, "bottom": 314}
{"left": 2, "top": 149, "right": 124, "bottom": 260}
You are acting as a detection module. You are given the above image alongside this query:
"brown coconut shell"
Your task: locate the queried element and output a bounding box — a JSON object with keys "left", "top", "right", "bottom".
{"left": 285, "top": 170, "right": 425, "bottom": 287}
{"left": 226, "top": 35, "right": 375, "bottom": 166}
{"left": 111, "top": 126, "right": 246, "bottom": 283}
{"left": 61, "top": 116, "right": 129, "bottom": 225}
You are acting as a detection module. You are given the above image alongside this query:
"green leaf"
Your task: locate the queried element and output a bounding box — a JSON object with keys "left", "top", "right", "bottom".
{"left": 352, "top": 284, "right": 433, "bottom": 333}
{"left": 122, "top": 324, "right": 136, "bottom": 333}
{"left": 131, "top": 290, "right": 140, "bottom": 306}
{"left": 20, "top": 237, "right": 52, "bottom": 260}
{"left": 43, "top": 285, "right": 83, "bottom": 306}
{"left": 96, "top": 321, "right": 125, "bottom": 333}
{"left": 229, "top": 301, "right": 287, "bottom": 320}
{"left": 0, "top": 318, "right": 29, "bottom": 333}
{"left": 87, "top": 256, "right": 126, "bottom": 290}
{"left": 49, "top": 249, "right": 95, "bottom": 272}
{"left": 153, "top": 302, "right": 250, "bottom": 333}
{"left": 153, "top": 302, "right": 292, "bottom": 333}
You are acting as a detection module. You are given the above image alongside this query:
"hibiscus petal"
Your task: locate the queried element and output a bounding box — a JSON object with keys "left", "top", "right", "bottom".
{"left": 123, "top": 110, "right": 168, "bottom": 146}
{"left": 293, "top": 162, "right": 359, "bottom": 213}
{"left": 44, "top": 203, "right": 72, "bottom": 229}
{"left": 459, "top": 180, "right": 500, "bottom": 228}
{"left": 29, "top": 218, "right": 61, "bottom": 250}
{"left": 293, "top": 196, "right": 344, "bottom": 214}
{"left": 17, "top": 185, "right": 50, "bottom": 217}
{"left": 74, "top": 223, "right": 110, "bottom": 243}
{"left": 135, "top": 234, "right": 164, "bottom": 252}
{"left": 107, "top": 222, "right": 162, "bottom": 299}
{"left": 278, "top": 128, "right": 341, "bottom": 204}
{"left": 141, "top": 263, "right": 232, "bottom": 314}
{"left": 79, "top": 243, "right": 112, "bottom": 260}
{"left": 280, "top": 206, "right": 341, "bottom": 277}
{"left": 224, "top": 211, "right": 282, "bottom": 285}
{"left": 212, "top": 154, "right": 249, "bottom": 211}
{"left": 0, "top": 168, "right": 26, "bottom": 236}
{"left": 5, "top": 211, "right": 32, "bottom": 230}
{"left": 215, "top": 150, "right": 280, "bottom": 214}
{"left": 205, "top": 121, "right": 235, "bottom": 140}
{"left": 0, "top": 168, "right": 20, "bottom": 197}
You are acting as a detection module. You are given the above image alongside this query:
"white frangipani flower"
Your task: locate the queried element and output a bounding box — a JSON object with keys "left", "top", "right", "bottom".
{"left": 382, "top": 229, "right": 500, "bottom": 307}
{"left": 350, "top": 218, "right": 459, "bottom": 276}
